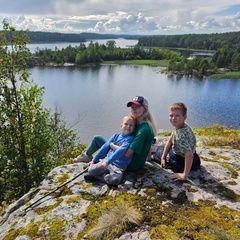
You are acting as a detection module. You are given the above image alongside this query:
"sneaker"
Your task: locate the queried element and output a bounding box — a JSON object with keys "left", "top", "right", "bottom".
{"left": 84, "top": 174, "right": 96, "bottom": 182}
{"left": 73, "top": 153, "right": 92, "bottom": 163}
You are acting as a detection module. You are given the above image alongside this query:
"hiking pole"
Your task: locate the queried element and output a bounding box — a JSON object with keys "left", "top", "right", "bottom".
{"left": 24, "top": 166, "right": 89, "bottom": 211}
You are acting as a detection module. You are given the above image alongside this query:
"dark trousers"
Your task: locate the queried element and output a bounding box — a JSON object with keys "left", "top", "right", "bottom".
{"left": 151, "top": 145, "right": 201, "bottom": 173}
{"left": 168, "top": 148, "right": 201, "bottom": 173}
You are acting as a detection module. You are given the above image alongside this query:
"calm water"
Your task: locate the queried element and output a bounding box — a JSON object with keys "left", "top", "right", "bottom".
{"left": 27, "top": 39, "right": 138, "bottom": 53}
{"left": 30, "top": 64, "right": 240, "bottom": 143}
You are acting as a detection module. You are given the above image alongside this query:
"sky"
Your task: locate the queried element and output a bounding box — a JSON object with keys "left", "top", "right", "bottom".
{"left": 0, "top": 0, "right": 240, "bottom": 35}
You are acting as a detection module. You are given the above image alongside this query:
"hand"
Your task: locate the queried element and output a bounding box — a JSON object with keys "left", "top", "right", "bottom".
{"left": 101, "top": 162, "right": 107, "bottom": 169}
{"left": 88, "top": 160, "right": 94, "bottom": 166}
{"left": 110, "top": 142, "right": 118, "bottom": 151}
{"left": 170, "top": 173, "right": 187, "bottom": 181}
{"left": 161, "top": 158, "right": 166, "bottom": 168}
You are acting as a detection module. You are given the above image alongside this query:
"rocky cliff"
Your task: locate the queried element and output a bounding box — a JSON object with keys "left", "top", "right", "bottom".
{"left": 0, "top": 138, "right": 239, "bottom": 239}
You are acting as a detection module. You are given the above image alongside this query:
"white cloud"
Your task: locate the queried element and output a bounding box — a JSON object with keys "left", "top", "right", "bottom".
{"left": 94, "top": 21, "right": 106, "bottom": 32}
{"left": 0, "top": 0, "right": 240, "bottom": 34}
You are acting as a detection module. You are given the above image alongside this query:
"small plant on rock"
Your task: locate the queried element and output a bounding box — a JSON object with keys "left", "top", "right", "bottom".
{"left": 87, "top": 203, "right": 142, "bottom": 239}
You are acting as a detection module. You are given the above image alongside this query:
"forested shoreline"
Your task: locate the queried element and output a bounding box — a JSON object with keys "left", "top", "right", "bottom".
{"left": 1, "top": 30, "right": 143, "bottom": 43}
{"left": 31, "top": 37, "right": 240, "bottom": 78}
{"left": 2, "top": 28, "right": 239, "bottom": 78}
{"left": 138, "top": 31, "right": 240, "bottom": 50}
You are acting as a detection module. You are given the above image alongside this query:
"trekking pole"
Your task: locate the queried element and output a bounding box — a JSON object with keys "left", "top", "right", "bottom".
{"left": 24, "top": 167, "right": 89, "bottom": 211}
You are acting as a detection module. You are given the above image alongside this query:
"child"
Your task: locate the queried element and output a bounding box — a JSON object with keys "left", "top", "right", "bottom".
{"left": 154, "top": 102, "right": 201, "bottom": 180}
{"left": 73, "top": 95, "right": 157, "bottom": 172}
{"left": 84, "top": 115, "right": 136, "bottom": 185}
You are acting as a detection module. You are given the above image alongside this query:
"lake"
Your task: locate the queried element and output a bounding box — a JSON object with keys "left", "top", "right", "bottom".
{"left": 27, "top": 38, "right": 138, "bottom": 53}
{"left": 30, "top": 63, "right": 240, "bottom": 143}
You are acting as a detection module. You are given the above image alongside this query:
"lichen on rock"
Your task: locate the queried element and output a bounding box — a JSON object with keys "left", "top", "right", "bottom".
{"left": 0, "top": 135, "right": 239, "bottom": 239}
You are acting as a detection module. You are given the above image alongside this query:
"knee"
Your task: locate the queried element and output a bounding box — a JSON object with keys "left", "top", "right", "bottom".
{"left": 93, "top": 135, "right": 106, "bottom": 146}
{"left": 87, "top": 167, "right": 94, "bottom": 176}
{"left": 87, "top": 164, "right": 99, "bottom": 176}
{"left": 104, "top": 174, "right": 121, "bottom": 185}
{"left": 93, "top": 135, "right": 102, "bottom": 140}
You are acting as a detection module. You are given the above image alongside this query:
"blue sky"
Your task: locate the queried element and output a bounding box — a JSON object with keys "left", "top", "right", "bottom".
{"left": 0, "top": 0, "right": 240, "bottom": 35}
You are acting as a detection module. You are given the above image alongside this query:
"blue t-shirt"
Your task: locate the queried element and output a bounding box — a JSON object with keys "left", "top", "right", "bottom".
{"left": 93, "top": 132, "right": 134, "bottom": 170}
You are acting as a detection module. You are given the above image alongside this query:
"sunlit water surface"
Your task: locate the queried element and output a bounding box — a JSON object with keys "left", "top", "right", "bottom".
{"left": 31, "top": 64, "right": 240, "bottom": 143}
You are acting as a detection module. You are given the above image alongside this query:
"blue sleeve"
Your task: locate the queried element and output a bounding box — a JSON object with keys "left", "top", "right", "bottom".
{"left": 93, "top": 134, "right": 116, "bottom": 162}
{"left": 105, "top": 135, "right": 134, "bottom": 165}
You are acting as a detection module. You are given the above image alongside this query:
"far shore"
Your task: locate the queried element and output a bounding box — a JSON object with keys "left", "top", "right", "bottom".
{"left": 36, "top": 59, "right": 240, "bottom": 79}
{"left": 103, "top": 60, "right": 240, "bottom": 79}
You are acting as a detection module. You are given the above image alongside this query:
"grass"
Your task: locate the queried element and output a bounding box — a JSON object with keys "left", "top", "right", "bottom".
{"left": 82, "top": 192, "right": 240, "bottom": 240}
{"left": 159, "top": 124, "right": 240, "bottom": 149}
{"left": 167, "top": 47, "right": 216, "bottom": 53}
{"left": 102, "top": 59, "right": 168, "bottom": 67}
{"left": 210, "top": 71, "right": 240, "bottom": 79}
{"left": 103, "top": 59, "right": 240, "bottom": 79}
{"left": 194, "top": 124, "right": 240, "bottom": 149}
{"left": 87, "top": 203, "right": 142, "bottom": 239}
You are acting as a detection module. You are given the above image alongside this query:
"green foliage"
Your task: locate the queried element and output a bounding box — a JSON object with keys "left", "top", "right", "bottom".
{"left": 138, "top": 31, "right": 240, "bottom": 50}
{"left": 210, "top": 71, "right": 240, "bottom": 79}
{"left": 10, "top": 29, "right": 240, "bottom": 77}
{"left": 27, "top": 31, "right": 86, "bottom": 43}
{"left": 194, "top": 124, "right": 240, "bottom": 149}
{"left": 138, "top": 32, "right": 240, "bottom": 76}
{"left": 79, "top": 191, "right": 240, "bottom": 240}
{"left": 105, "top": 59, "right": 168, "bottom": 67}
{"left": 33, "top": 198, "right": 64, "bottom": 215}
{"left": 2, "top": 228, "right": 21, "bottom": 240}
{"left": 35, "top": 40, "right": 181, "bottom": 67}
{"left": 31, "top": 31, "right": 240, "bottom": 78}
{"left": 0, "top": 21, "right": 81, "bottom": 203}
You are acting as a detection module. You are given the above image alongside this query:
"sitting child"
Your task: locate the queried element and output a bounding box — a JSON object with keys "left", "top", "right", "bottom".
{"left": 84, "top": 115, "right": 136, "bottom": 185}
{"left": 152, "top": 102, "right": 201, "bottom": 180}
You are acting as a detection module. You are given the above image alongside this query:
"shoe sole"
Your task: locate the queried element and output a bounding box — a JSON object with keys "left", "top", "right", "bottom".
{"left": 73, "top": 159, "right": 90, "bottom": 163}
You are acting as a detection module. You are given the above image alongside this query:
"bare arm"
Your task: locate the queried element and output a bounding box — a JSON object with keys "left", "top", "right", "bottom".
{"left": 183, "top": 151, "right": 194, "bottom": 177}
{"left": 161, "top": 134, "right": 173, "bottom": 168}
{"left": 124, "top": 147, "right": 134, "bottom": 157}
{"left": 147, "top": 148, "right": 152, "bottom": 161}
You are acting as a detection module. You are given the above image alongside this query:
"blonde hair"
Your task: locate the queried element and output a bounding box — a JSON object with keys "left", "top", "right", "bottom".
{"left": 122, "top": 115, "right": 137, "bottom": 126}
{"left": 169, "top": 102, "right": 187, "bottom": 116}
{"left": 137, "top": 108, "right": 158, "bottom": 136}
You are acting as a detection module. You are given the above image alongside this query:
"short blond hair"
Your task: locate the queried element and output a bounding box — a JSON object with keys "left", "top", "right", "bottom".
{"left": 122, "top": 115, "right": 137, "bottom": 126}
{"left": 169, "top": 102, "right": 187, "bottom": 116}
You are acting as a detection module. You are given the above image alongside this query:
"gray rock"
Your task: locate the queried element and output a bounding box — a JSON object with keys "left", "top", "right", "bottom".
{"left": 0, "top": 144, "right": 239, "bottom": 239}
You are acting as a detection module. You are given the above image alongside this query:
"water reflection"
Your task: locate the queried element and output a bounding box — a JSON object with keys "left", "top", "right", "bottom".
{"left": 31, "top": 65, "right": 240, "bottom": 143}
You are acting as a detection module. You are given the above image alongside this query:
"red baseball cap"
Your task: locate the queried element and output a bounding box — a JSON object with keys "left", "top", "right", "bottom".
{"left": 127, "top": 96, "right": 148, "bottom": 109}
